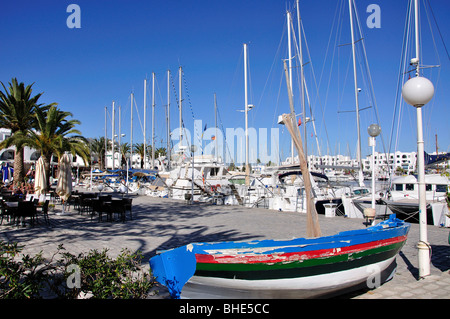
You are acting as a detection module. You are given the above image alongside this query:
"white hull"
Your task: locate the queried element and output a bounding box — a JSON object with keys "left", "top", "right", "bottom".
{"left": 181, "top": 257, "right": 397, "bottom": 299}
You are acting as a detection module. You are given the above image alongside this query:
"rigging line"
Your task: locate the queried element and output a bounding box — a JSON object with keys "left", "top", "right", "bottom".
{"left": 180, "top": 71, "right": 194, "bottom": 149}
{"left": 169, "top": 69, "right": 191, "bottom": 151}
{"left": 273, "top": 63, "right": 284, "bottom": 129}
{"left": 154, "top": 75, "right": 170, "bottom": 148}
{"left": 423, "top": 1, "right": 442, "bottom": 147}
{"left": 225, "top": 47, "right": 244, "bottom": 116}
{"left": 425, "top": 0, "right": 450, "bottom": 62}
{"left": 257, "top": 21, "right": 285, "bottom": 127}
{"left": 216, "top": 105, "right": 234, "bottom": 164}
{"left": 181, "top": 70, "right": 203, "bottom": 149}
{"left": 392, "top": 0, "right": 413, "bottom": 156}
{"left": 132, "top": 94, "right": 144, "bottom": 138}
{"left": 319, "top": 0, "right": 343, "bottom": 156}
{"left": 299, "top": 18, "right": 330, "bottom": 156}
{"left": 169, "top": 70, "right": 187, "bottom": 134}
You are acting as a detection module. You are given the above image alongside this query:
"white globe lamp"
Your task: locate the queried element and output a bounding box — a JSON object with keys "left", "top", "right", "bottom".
{"left": 367, "top": 124, "right": 381, "bottom": 138}
{"left": 401, "top": 76, "right": 434, "bottom": 107}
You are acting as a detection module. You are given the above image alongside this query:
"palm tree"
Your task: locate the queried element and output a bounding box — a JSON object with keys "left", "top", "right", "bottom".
{"left": 119, "top": 142, "right": 131, "bottom": 168}
{"left": 90, "top": 137, "right": 109, "bottom": 170}
{"left": 24, "top": 106, "right": 90, "bottom": 190}
{"left": 133, "top": 143, "right": 151, "bottom": 169}
{"left": 0, "top": 78, "right": 54, "bottom": 186}
{"left": 155, "top": 147, "right": 167, "bottom": 158}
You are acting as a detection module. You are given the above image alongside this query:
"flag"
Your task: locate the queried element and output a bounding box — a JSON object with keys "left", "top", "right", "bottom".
{"left": 211, "top": 136, "right": 216, "bottom": 140}
{"left": 298, "top": 118, "right": 302, "bottom": 126}
{"left": 201, "top": 124, "right": 207, "bottom": 138}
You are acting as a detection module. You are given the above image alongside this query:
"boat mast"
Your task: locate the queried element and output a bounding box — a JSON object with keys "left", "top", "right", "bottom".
{"left": 144, "top": 78, "right": 147, "bottom": 169}
{"left": 348, "top": 0, "right": 364, "bottom": 187}
{"left": 130, "top": 92, "right": 133, "bottom": 169}
{"left": 104, "top": 106, "right": 107, "bottom": 170}
{"left": 119, "top": 105, "right": 122, "bottom": 167}
{"left": 287, "top": 10, "right": 295, "bottom": 164}
{"left": 179, "top": 66, "right": 183, "bottom": 151}
{"left": 283, "top": 60, "right": 321, "bottom": 238}
{"left": 167, "top": 69, "right": 171, "bottom": 169}
{"left": 112, "top": 101, "right": 115, "bottom": 170}
{"left": 214, "top": 93, "right": 218, "bottom": 162}
{"left": 152, "top": 72, "right": 156, "bottom": 169}
{"left": 296, "top": 0, "right": 307, "bottom": 160}
{"left": 244, "top": 43, "right": 250, "bottom": 186}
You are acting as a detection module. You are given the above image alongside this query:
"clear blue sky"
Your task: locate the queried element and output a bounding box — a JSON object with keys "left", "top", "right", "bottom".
{"left": 1, "top": 0, "right": 449, "bottom": 163}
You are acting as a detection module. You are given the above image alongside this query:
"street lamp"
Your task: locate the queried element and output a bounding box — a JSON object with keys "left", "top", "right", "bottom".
{"left": 402, "top": 75, "right": 434, "bottom": 278}
{"left": 367, "top": 124, "right": 381, "bottom": 225}
{"left": 190, "top": 145, "right": 197, "bottom": 204}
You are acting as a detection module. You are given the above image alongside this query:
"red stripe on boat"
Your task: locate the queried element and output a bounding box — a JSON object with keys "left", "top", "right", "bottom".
{"left": 195, "top": 235, "right": 407, "bottom": 264}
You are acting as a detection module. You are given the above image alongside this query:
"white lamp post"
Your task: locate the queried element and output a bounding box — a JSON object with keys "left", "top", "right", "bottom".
{"left": 402, "top": 76, "right": 434, "bottom": 278}
{"left": 368, "top": 124, "right": 381, "bottom": 225}
{"left": 190, "top": 145, "right": 197, "bottom": 204}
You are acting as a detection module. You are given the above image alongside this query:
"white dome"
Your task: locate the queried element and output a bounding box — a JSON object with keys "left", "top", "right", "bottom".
{"left": 401, "top": 76, "right": 434, "bottom": 107}
{"left": 367, "top": 124, "right": 381, "bottom": 137}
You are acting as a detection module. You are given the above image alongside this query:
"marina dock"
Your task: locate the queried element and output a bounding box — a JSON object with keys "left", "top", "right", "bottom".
{"left": 1, "top": 192, "right": 449, "bottom": 299}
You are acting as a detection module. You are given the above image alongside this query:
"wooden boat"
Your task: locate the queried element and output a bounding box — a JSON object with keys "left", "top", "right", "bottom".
{"left": 149, "top": 214, "right": 410, "bottom": 299}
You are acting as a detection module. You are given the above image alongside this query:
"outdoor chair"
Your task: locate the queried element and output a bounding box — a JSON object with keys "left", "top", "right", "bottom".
{"left": 67, "top": 194, "right": 79, "bottom": 211}
{"left": 79, "top": 196, "right": 94, "bottom": 215}
{"left": 100, "top": 199, "right": 126, "bottom": 222}
{"left": 91, "top": 199, "right": 105, "bottom": 222}
{"left": 36, "top": 200, "right": 50, "bottom": 225}
{"left": 115, "top": 200, "right": 127, "bottom": 222}
{"left": 16, "top": 201, "right": 37, "bottom": 226}
{"left": 102, "top": 200, "right": 115, "bottom": 222}
{"left": 122, "top": 198, "right": 133, "bottom": 220}
{"left": 0, "top": 200, "right": 14, "bottom": 225}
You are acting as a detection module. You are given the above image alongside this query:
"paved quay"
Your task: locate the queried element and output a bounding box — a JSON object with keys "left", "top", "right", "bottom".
{"left": 1, "top": 192, "right": 449, "bottom": 299}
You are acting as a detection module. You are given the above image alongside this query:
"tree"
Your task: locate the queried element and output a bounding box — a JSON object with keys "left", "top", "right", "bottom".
{"left": 0, "top": 78, "right": 54, "bottom": 186}
{"left": 89, "top": 137, "right": 109, "bottom": 170}
{"left": 155, "top": 147, "right": 166, "bottom": 158}
{"left": 24, "top": 106, "right": 90, "bottom": 190}
{"left": 133, "top": 143, "right": 151, "bottom": 169}
{"left": 119, "top": 142, "right": 131, "bottom": 168}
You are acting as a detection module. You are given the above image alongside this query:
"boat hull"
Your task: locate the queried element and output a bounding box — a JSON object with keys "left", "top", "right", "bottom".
{"left": 182, "top": 257, "right": 397, "bottom": 299}
{"left": 149, "top": 215, "right": 410, "bottom": 299}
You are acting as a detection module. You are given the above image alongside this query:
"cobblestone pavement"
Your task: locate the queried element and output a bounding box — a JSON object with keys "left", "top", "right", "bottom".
{"left": 1, "top": 192, "right": 449, "bottom": 299}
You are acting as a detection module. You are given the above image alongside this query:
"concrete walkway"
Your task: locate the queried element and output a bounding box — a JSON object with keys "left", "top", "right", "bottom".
{"left": 1, "top": 193, "right": 449, "bottom": 299}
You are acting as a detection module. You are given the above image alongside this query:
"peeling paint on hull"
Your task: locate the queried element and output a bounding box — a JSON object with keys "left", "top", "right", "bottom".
{"left": 150, "top": 215, "right": 410, "bottom": 299}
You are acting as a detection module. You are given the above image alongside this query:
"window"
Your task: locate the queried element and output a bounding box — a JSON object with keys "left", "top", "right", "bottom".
{"left": 405, "top": 184, "right": 414, "bottom": 191}
{"left": 426, "top": 184, "right": 432, "bottom": 191}
{"left": 395, "top": 184, "right": 403, "bottom": 191}
{"left": 436, "top": 185, "right": 447, "bottom": 192}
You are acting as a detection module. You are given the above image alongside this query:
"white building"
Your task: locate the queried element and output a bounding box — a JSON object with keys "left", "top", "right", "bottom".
{"left": 284, "top": 150, "right": 449, "bottom": 179}
{"left": 363, "top": 151, "right": 417, "bottom": 176}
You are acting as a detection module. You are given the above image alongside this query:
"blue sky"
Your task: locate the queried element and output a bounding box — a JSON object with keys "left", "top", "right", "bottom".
{"left": 1, "top": 0, "right": 449, "bottom": 164}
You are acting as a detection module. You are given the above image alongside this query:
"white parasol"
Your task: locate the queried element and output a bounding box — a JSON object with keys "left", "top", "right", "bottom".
{"left": 56, "top": 153, "right": 72, "bottom": 202}
{"left": 34, "top": 157, "right": 47, "bottom": 198}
